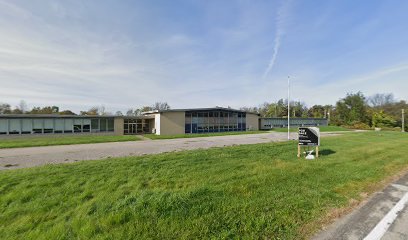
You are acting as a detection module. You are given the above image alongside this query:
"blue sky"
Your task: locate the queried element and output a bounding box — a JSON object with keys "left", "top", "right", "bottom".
{"left": 0, "top": 0, "right": 407, "bottom": 113}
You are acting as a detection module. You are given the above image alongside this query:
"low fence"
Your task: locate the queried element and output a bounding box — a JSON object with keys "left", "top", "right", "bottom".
{"left": 260, "top": 118, "right": 328, "bottom": 130}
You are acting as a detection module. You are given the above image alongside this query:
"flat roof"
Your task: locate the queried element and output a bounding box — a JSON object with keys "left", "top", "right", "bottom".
{"left": 0, "top": 114, "right": 154, "bottom": 119}
{"left": 143, "top": 107, "right": 260, "bottom": 115}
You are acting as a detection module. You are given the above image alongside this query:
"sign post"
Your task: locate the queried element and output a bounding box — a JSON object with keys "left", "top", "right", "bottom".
{"left": 298, "top": 127, "right": 320, "bottom": 158}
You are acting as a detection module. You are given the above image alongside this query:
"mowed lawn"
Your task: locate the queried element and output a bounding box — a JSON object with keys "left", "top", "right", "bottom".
{"left": 271, "top": 125, "right": 350, "bottom": 132}
{"left": 0, "top": 135, "right": 142, "bottom": 149}
{"left": 144, "top": 130, "right": 267, "bottom": 140}
{"left": 0, "top": 132, "right": 407, "bottom": 239}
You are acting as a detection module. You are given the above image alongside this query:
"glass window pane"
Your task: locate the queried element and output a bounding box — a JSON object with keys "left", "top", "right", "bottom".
{"left": 100, "top": 119, "right": 107, "bottom": 131}
{"left": 9, "top": 119, "right": 21, "bottom": 133}
{"left": 0, "top": 119, "right": 7, "bottom": 133}
{"left": 22, "top": 119, "right": 32, "bottom": 132}
{"left": 107, "top": 118, "right": 114, "bottom": 131}
{"left": 64, "top": 119, "right": 73, "bottom": 132}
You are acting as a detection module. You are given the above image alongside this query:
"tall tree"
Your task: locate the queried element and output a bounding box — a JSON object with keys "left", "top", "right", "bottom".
{"left": 59, "top": 110, "right": 77, "bottom": 115}
{"left": 0, "top": 103, "right": 12, "bottom": 114}
{"left": 368, "top": 93, "right": 395, "bottom": 107}
{"left": 18, "top": 100, "right": 28, "bottom": 113}
{"left": 335, "top": 92, "right": 368, "bottom": 125}
{"left": 153, "top": 102, "right": 171, "bottom": 111}
{"left": 80, "top": 107, "right": 99, "bottom": 115}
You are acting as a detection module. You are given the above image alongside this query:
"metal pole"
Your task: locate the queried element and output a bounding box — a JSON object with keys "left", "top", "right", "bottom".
{"left": 287, "top": 76, "right": 290, "bottom": 140}
{"left": 402, "top": 109, "right": 405, "bottom": 132}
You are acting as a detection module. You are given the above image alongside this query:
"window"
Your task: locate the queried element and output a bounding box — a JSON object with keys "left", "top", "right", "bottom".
{"left": 9, "top": 119, "right": 21, "bottom": 134}
{"left": 0, "top": 119, "right": 7, "bottom": 134}
{"left": 91, "top": 119, "right": 99, "bottom": 132}
{"left": 100, "top": 119, "right": 107, "bottom": 132}
{"left": 44, "top": 119, "right": 54, "bottom": 133}
{"left": 107, "top": 118, "right": 114, "bottom": 132}
{"left": 55, "top": 119, "right": 64, "bottom": 133}
{"left": 83, "top": 119, "right": 91, "bottom": 132}
{"left": 22, "top": 119, "right": 32, "bottom": 134}
{"left": 64, "top": 119, "right": 73, "bottom": 133}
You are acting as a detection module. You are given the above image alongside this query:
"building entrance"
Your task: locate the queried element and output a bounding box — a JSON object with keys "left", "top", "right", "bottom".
{"left": 124, "top": 118, "right": 150, "bottom": 135}
{"left": 127, "top": 123, "right": 137, "bottom": 134}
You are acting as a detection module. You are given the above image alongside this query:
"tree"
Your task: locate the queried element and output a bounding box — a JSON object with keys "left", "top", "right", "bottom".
{"left": 153, "top": 102, "right": 171, "bottom": 111}
{"left": 80, "top": 107, "right": 99, "bottom": 116}
{"left": 308, "top": 105, "right": 325, "bottom": 118}
{"left": 115, "top": 111, "right": 123, "bottom": 116}
{"left": 240, "top": 106, "right": 259, "bottom": 114}
{"left": 335, "top": 92, "right": 368, "bottom": 125}
{"left": 18, "top": 100, "right": 28, "bottom": 113}
{"left": 59, "top": 110, "right": 77, "bottom": 115}
{"left": 29, "top": 106, "right": 59, "bottom": 114}
{"left": 0, "top": 103, "right": 11, "bottom": 114}
{"left": 126, "top": 109, "right": 135, "bottom": 116}
{"left": 368, "top": 93, "right": 395, "bottom": 107}
{"left": 372, "top": 111, "right": 396, "bottom": 128}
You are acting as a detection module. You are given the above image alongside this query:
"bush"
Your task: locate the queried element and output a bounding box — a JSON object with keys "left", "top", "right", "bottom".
{"left": 345, "top": 121, "right": 371, "bottom": 130}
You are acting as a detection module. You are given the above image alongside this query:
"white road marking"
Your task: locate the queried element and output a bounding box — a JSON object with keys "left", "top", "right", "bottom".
{"left": 391, "top": 183, "right": 408, "bottom": 192}
{"left": 364, "top": 189, "right": 408, "bottom": 240}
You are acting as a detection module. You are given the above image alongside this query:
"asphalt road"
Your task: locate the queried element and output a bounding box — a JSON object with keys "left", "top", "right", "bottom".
{"left": 313, "top": 173, "right": 408, "bottom": 240}
{"left": 0, "top": 132, "right": 306, "bottom": 170}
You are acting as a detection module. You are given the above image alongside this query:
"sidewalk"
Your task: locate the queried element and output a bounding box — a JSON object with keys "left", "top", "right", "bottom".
{"left": 313, "top": 172, "right": 408, "bottom": 240}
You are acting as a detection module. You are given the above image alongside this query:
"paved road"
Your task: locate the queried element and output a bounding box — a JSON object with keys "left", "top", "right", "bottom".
{"left": 313, "top": 173, "right": 408, "bottom": 240}
{"left": 0, "top": 132, "right": 312, "bottom": 170}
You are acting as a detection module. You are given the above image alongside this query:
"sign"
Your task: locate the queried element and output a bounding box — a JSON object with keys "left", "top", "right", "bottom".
{"left": 298, "top": 127, "right": 320, "bottom": 146}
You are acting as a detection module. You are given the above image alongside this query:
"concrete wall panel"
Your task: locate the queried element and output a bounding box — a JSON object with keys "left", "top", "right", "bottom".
{"left": 159, "top": 112, "right": 185, "bottom": 135}
{"left": 114, "top": 118, "right": 124, "bottom": 135}
{"left": 246, "top": 113, "right": 259, "bottom": 131}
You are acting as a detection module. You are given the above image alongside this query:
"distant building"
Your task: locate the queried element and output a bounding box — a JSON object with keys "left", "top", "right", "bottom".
{"left": 0, "top": 107, "right": 327, "bottom": 136}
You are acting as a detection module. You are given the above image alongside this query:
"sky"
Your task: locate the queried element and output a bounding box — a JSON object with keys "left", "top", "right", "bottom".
{"left": 0, "top": 0, "right": 407, "bottom": 113}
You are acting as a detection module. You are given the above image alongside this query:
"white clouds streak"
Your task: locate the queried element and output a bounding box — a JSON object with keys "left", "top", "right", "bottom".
{"left": 262, "top": 0, "right": 292, "bottom": 79}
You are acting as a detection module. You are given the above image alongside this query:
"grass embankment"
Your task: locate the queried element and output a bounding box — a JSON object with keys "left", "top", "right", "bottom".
{"left": 272, "top": 125, "right": 350, "bottom": 133}
{"left": 144, "top": 130, "right": 266, "bottom": 140}
{"left": 0, "top": 135, "right": 141, "bottom": 149}
{"left": 0, "top": 132, "right": 407, "bottom": 239}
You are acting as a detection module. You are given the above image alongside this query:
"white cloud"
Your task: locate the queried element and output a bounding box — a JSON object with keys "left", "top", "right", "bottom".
{"left": 262, "top": 0, "right": 293, "bottom": 79}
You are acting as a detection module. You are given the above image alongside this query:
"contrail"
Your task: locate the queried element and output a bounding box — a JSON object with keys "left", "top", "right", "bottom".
{"left": 262, "top": 0, "right": 292, "bottom": 79}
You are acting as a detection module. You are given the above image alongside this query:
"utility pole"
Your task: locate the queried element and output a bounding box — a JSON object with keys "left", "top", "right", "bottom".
{"left": 327, "top": 109, "right": 331, "bottom": 125}
{"left": 403, "top": 109, "right": 405, "bottom": 132}
{"left": 287, "top": 76, "right": 290, "bottom": 140}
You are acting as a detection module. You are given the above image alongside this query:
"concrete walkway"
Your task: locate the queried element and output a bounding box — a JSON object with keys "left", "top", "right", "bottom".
{"left": 0, "top": 132, "right": 307, "bottom": 170}
{"left": 313, "top": 172, "right": 408, "bottom": 240}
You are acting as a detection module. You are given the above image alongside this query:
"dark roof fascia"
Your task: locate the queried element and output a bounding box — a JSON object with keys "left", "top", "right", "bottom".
{"left": 142, "top": 107, "right": 260, "bottom": 116}
{"left": 0, "top": 114, "right": 121, "bottom": 118}
{"left": 260, "top": 117, "right": 328, "bottom": 120}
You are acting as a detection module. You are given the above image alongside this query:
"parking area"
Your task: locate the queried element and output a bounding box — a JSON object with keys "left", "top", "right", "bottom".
{"left": 0, "top": 132, "right": 308, "bottom": 170}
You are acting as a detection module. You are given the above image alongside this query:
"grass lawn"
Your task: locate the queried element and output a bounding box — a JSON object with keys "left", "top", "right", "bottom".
{"left": 0, "top": 135, "right": 142, "bottom": 149}
{"left": 144, "top": 130, "right": 267, "bottom": 140}
{"left": 0, "top": 132, "right": 407, "bottom": 239}
{"left": 272, "top": 125, "right": 350, "bottom": 133}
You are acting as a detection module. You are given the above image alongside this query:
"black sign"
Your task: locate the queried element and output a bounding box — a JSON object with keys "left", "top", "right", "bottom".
{"left": 298, "top": 127, "right": 320, "bottom": 146}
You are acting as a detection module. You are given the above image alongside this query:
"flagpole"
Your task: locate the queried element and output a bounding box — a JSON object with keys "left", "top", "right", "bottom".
{"left": 287, "top": 76, "right": 290, "bottom": 140}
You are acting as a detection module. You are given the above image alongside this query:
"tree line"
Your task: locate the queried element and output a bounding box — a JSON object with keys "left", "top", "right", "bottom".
{"left": 242, "top": 92, "right": 407, "bottom": 130}
{"left": 0, "top": 101, "right": 171, "bottom": 116}
{"left": 1, "top": 94, "right": 406, "bottom": 130}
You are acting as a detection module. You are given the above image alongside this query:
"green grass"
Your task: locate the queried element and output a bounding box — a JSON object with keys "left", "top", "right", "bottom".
{"left": 144, "top": 130, "right": 267, "bottom": 139}
{"left": 0, "top": 135, "right": 142, "bottom": 149}
{"left": 0, "top": 132, "right": 407, "bottom": 239}
{"left": 272, "top": 125, "right": 350, "bottom": 133}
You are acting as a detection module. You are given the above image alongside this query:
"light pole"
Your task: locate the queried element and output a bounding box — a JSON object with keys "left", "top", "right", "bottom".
{"left": 287, "top": 76, "right": 290, "bottom": 140}
{"left": 402, "top": 109, "right": 405, "bottom": 132}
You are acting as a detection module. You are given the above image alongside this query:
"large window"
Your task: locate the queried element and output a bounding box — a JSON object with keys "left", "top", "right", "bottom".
{"left": 185, "top": 110, "right": 248, "bottom": 134}
{"left": 0, "top": 119, "right": 7, "bottom": 134}
{"left": 124, "top": 118, "right": 151, "bottom": 135}
{"left": 0, "top": 117, "right": 115, "bottom": 135}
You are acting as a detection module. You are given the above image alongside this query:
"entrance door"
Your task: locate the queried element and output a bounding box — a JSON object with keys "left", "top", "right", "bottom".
{"left": 128, "top": 123, "right": 137, "bottom": 134}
